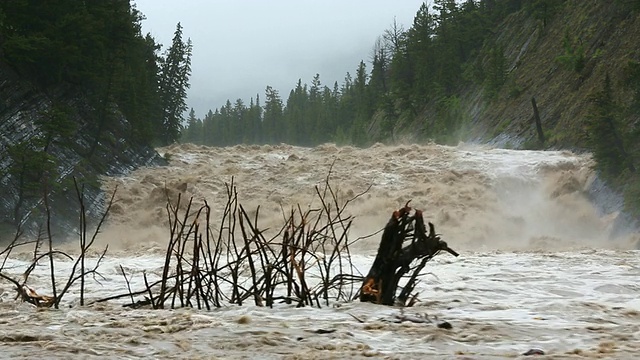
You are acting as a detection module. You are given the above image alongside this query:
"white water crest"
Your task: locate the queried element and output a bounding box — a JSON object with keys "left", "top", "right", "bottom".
{"left": 1, "top": 142, "right": 639, "bottom": 359}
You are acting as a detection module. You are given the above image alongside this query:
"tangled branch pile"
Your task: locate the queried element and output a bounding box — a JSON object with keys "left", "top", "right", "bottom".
{"left": 0, "top": 177, "right": 458, "bottom": 310}
{"left": 100, "top": 178, "right": 365, "bottom": 309}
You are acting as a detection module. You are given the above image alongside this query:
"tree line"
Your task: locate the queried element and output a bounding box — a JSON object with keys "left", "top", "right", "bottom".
{"left": 183, "top": 0, "right": 563, "bottom": 147}
{"left": 0, "top": 0, "right": 191, "bottom": 147}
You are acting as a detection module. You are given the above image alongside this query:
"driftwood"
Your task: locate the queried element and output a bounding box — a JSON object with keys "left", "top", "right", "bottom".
{"left": 0, "top": 178, "right": 112, "bottom": 308}
{"left": 360, "top": 202, "right": 458, "bottom": 306}
{"left": 91, "top": 175, "right": 366, "bottom": 310}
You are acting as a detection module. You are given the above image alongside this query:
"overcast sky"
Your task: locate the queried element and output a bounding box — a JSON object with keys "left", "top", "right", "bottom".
{"left": 134, "top": 1, "right": 428, "bottom": 118}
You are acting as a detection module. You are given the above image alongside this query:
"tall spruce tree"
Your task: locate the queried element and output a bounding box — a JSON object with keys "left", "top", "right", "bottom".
{"left": 586, "top": 75, "right": 635, "bottom": 179}
{"left": 159, "top": 22, "right": 192, "bottom": 145}
{"left": 263, "top": 86, "right": 284, "bottom": 143}
{"left": 183, "top": 108, "right": 201, "bottom": 144}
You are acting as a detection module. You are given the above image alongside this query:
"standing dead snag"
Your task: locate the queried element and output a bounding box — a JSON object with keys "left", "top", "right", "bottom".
{"left": 360, "top": 202, "right": 459, "bottom": 306}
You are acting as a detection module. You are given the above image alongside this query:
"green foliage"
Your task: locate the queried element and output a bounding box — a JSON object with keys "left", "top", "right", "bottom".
{"left": 5, "top": 141, "right": 58, "bottom": 224}
{"left": 36, "top": 104, "right": 77, "bottom": 150}
{"left": 556, "top": 31, "right": 586, "bottom": 73}
{"left": 623, "top": 60, "right": 640, "bottom": 110}
{"left": 623, "top": 174, "right": 640, "bottom": 216}
{"left": 0, "top": 1, "right": 174, "bottom": 147}
{"left": 585, "top": 72, "right": 640, "bottom": 215}
{"left": 332, "top": 126, "right": 352, "bottom": 146}
{"left": 181, "top": 108, "right": 202, "bottom": 144}
{"left": 263, "top": 86, "right": 284, "bottom": 144}
{"left": 483, "top": 45, "right": 508, "bottom": 99}
{"left": 158, "top": 23, "right": 192, "bottom": 145}
{"left": 612, "top": 60, "right": 640, "bottom": 215}
{"left": 0, "top": 1, "right": 198, "bottom": 227}
{"left": 506, "top": 78, "right": 523, "bottom": 99}
{"left": 524, "top": 0, "right": 566, "bottom": 27}
{"left": 430, "top": 95, "right": 466, "bottom": 144}
{"left": 376, "top": 96, "right": 398, "bottom": 142}
{"left": 584, "top": 75, "right": 634, "bottom": 180}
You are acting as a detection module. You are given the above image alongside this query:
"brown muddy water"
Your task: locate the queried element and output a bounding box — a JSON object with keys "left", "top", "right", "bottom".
{"left": 1, "top": 143, "right": 639, "bottom": 359}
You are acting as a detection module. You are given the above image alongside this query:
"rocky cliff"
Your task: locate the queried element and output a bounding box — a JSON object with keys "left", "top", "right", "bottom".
{"left": 0, "top": 62, "right": 164, "bottom": 242}
{"left": 456, "top": 1, "right": 639, "bottom": 148}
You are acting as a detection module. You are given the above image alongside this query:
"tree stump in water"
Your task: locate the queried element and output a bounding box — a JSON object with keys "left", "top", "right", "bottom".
{"left": 360, "top": 203, "right": 459, "bottom": 306}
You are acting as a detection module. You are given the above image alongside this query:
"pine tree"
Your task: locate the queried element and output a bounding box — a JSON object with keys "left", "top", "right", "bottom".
{"left": 263, "top": 86, "right": 284, "bottom": 143}
{"left": 283, "top": 81, "right": 307, "bottom": 144}
{"left": 351, "top": 61, "right": 371, "bottom": 146}
{"left": 585, "top": 75, "right": 635, "bottom": 179}
{"left": 247, "top": 95, "right": 263, "bottom": 143}
{"left": 183, "top": 108, "right": 201, "bottom": 144}
{"left": 158, "top": 22, "right": 192, "bottom": 145}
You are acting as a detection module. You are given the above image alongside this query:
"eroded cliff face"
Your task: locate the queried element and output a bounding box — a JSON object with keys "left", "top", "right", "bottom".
{"left": 0, "top": 62, "right": 164, "bottom": 242}
{"left": 464, "top": 1, "right": 639, "bottom": 148}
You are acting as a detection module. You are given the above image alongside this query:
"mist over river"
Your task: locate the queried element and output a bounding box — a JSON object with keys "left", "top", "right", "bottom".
{"left": 1, "top": 143, "right": 639, "bottom": 359}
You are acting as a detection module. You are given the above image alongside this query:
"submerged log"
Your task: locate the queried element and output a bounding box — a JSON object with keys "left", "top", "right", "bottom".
{"left": 360, "top": 203, "right": 458, "bottom": 306}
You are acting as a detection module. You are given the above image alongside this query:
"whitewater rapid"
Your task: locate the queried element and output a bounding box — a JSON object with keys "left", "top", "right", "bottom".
{"left": 1, "top": 143, "right": 639, "bottom": 359}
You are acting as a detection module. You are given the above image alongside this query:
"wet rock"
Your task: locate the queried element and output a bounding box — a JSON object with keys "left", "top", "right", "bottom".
{"left": 437, "top": 321, "right": 453, "bottom": 329}
{"left": 522, "top": 348, "right": 545, "bottom": 356}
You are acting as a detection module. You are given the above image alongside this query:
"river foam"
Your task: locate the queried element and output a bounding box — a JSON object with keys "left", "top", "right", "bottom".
{"left": 1, "top": 142, "right": 639, "bottom": 359}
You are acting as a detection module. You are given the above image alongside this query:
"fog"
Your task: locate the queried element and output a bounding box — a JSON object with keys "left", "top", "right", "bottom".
{"left": 133, "top": 0, "right": 427, "bottom": 117}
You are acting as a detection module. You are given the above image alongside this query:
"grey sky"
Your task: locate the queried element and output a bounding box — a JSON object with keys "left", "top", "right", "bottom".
{"left": 133, "top": 1, "right": 427, "bottom": 117}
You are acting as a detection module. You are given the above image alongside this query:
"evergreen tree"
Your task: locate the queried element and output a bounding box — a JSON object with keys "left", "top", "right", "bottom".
{"left": 307, "top": 74, "right": 323, "bottom": 144}
{"left": 524, "top": 0, "right": 566, "bottom": 27}
{"left": 246, "top": 96, "right": 263, "bottom": 143}
{"left": 263, "top": 86, "right": 284, "bottom": 143}
{"left": 585, "top": 75, "right": 635, "bottom": 179}
{"left": 233, "top": 98, "right": 247, "bottom": 143}
{"left": 5, "top": 141, "right": 57, "bottom": 225}
{"left": 283, "top": 80, "right": 308, "bottom": 144}
{"left": 407, "top": 3, "right": 436, "bottom": 102}
{"left": 483, "top": 44, "right": 507, "bottom": 98}
{"left": 159, "top": 22, "right": 193, "bottom": 145}
{"left": 183, "top": 108, "right": 202, "bottom": 144}
{"left": 370, "top": 37, "right": 390, "bottom": 100}
{"left": 201, "top": 109, "right": 215, "bottom": 144}
{"left": 351, "top": 61, "right": 371, "bottom": 146}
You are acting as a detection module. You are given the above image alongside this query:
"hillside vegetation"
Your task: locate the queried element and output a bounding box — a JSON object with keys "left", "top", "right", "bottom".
{"left": 0, "top": 1, "right": 191, "bottom": 233}
{"left": 455, "top": 0, "right": 640, "bottom": 214}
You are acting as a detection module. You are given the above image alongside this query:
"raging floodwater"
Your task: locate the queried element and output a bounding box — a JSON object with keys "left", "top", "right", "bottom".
{"left": 2, "top": 143, "right": 640, "bottom": 359}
